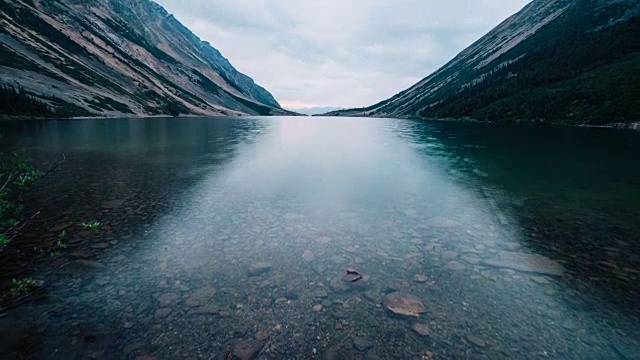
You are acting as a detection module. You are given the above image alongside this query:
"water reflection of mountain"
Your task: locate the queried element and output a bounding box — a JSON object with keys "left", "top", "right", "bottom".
{"left": 394, "top": 119, "right": 640, "bottom": 316}
{"left": 1, "top": 117, "right": 269, "bottom": 153}
{"left": 0, "top": 116, "right": 270, "bottom": 281}
{"left": 2, "top": 116, "right": 268, "bottom": 178}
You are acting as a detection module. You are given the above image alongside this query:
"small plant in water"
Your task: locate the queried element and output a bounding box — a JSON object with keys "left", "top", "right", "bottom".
{"left": 82, "top": 220, "right": 101, "bottom": 232}
{"left": 10, "top": 277, "right": 37, "bottom": 297}
{"left": 0, "top": 234, "right": 8, "bottom": 247}
{"left": 15, "top": 170, "right": 43, "bottom": 190}
{"left": 50, "top": 230, "right": 67, "bottom": 258}
{"left": 58, "top": 229, "right": 67, "bottom": 243}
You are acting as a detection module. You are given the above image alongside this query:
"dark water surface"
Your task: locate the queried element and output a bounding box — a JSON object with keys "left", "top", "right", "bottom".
{"left": 0, "top": 117, "right": 639, "bottom": 359}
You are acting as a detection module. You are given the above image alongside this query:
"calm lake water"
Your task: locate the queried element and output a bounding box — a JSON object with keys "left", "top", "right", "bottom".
{"left": 0, "top": 117, "right": 639, "bottom": 359}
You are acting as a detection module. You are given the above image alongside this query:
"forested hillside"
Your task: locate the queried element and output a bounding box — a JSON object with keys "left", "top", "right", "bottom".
{"left": 326, "top": 0, "right": 639, "bottom": 126}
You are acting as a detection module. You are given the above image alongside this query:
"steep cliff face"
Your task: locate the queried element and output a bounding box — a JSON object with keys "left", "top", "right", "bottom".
{"left": 0, "top": 0, "right": 292, "bottom": 117}
{"left": 327, "top": 0, "right": 639, "bottom": 125}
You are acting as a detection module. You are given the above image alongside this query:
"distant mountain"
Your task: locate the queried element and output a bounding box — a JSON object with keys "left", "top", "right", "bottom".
{"left": 0, "top": 0, "right": 295, "bottom": 118}
{"left": 288, "top": 106, "right": 344, "bottom": 116}
{"left": 326, "top": 0, "right": 640, "bottom": 126}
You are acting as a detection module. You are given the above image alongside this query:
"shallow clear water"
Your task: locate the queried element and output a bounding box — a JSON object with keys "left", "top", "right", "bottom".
{"left": 0, "top": 117, "right": 639, "bottom": 359}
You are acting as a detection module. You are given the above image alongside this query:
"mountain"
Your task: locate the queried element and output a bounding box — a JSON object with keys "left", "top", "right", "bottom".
{"left": 289, "top": 106, "right": 345, "bottom": 116}
{"left": 326, "top": 0, "right": 640, "bottom": 126}
{"left": 0, "top": 0, "right": 294, "bottom": 118}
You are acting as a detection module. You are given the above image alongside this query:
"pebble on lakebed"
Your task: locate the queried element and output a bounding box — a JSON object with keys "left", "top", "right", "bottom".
{"left": 330, "top": 268, "right": 369, "bottom": 293}
{"left": 158, "top": 292, "right": 178, "bottom": 307}
{"left": 248, "top": 262, "right": 272, "bottom": 276}
{"left": 384, "top": 292, "right": 426, "bottom": 318}
{"left": 218, "top": 339, "right": 265, "bottom": 360}
{"left": 414, "top": 274, "right": 428, "bottom": 283}
{"left": 411, "top": 323, "right": 430, "bottom": 336}
{"left": 302, "top": 250, "right": 314, "bottom": 262}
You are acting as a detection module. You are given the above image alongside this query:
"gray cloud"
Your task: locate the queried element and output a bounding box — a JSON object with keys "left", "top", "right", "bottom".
{"left": 154, "top": 0, "right": 530, "bottom": 109}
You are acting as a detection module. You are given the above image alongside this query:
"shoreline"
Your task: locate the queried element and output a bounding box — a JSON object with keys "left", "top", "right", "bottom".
{"left": 419, "top": 116, "right": 640, "bottom": 130}
{"left": 0, "top": 113, "right": 252, "bottom": 122}
{"left": 323, "top": 113, "right": 640, "bottom": 130}
{"left": 1, "top": 113, "right": 638, "bottom": 130}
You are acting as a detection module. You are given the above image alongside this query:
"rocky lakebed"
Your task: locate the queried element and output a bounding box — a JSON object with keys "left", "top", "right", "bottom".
{"left": 0, "top": 117, "right": 638, "bottom": 359}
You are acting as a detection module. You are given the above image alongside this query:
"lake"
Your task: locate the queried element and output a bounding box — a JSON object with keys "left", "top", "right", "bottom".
{"left": 0, "top": 117, "right": 639, "bottom": 359}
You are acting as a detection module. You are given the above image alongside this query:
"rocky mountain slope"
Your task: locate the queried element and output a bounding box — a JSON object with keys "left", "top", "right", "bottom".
{"left": 327, "top": 0, "right": 639, "bottom": 125}
{"left": 0, "top": 0, "right": 293, "bottom": 118}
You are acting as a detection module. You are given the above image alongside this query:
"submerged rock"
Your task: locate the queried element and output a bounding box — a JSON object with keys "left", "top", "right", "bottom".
{"left": 158, "top": 293, "right": 178, "bottom": 307}
{"left": 466, "top": 334, "right": 487, "bottom": 348}
{"left": 353, "top": 337, "right": 375, "bottom": 351}
{"left": 317, "top": 236, "right": 332, "bottom": 244}
{"left": 255, "top": 330, "right": 269, "bottom": 341}
{"left": 411, "top": 323, "right": 430, "bottom": 336}
{"left": 461, "top": 255, "right": 481, "bottom": 265}
{"left": 185, "top": 286, "right": 216, "bottom": 307}
{"left": 154, "top": 308, "right": 171, "bottom": 320}
{"left": 330, "top": 269, "right": 368, "bottom": 293}
{"left": 414, "top": 274, "right": 428, "bottom": 283}
{"left": 216, "top": 347, "right": 233, "bottom": 360}
{"left": 446, "top": 261, "right": 466, "bottom": 271}
{"left": 384, "top": 292, "right": 426, "bottom": 318}
{"left": 232, "top": 339, "right": 265, "bottom": 360}
{"left": 322, "top": 344, "right": 349, "bottom": 360}
{"left": 441, "top": 251, "right": 458, "bottom": 260}
{"left": 302, "top": 250, "right": 315, "bottom": 262}
{"left": 248, "top": 262, "right": 272, "bottom": 276}
{"left": 330, "top": 274, "right": 351, "bottom": 293}
{"left": 342, "top": 272, "right": 363, "bottom": 282}
{"left": 480, "top": 251, "right": 564, "bottom": 276}
{"left": 313, "top": 288, "right": 329, "bottom": 298}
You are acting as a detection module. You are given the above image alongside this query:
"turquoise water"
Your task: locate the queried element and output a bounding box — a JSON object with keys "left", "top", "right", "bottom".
{"left": 0, "top": 117, "right": 638, "bottom": 359}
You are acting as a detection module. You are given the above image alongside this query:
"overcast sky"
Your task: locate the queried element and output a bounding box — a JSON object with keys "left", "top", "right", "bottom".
{"left": 154, "top": 0, "right": 530, "bottom": 109}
